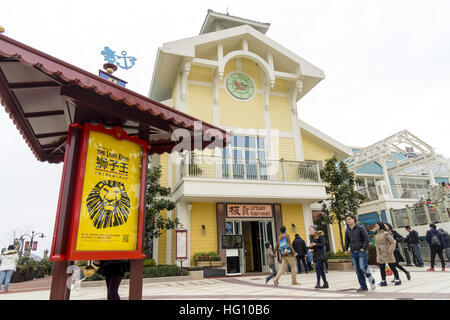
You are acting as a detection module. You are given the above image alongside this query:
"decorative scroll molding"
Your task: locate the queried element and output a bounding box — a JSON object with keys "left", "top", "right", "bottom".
{"left": 180, "top": 59, "right": 191, "bottom": 101}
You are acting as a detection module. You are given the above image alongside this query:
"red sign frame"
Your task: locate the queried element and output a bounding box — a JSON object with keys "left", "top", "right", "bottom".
{"left": 51, "top": 123, "right": 148, "bottom": 261}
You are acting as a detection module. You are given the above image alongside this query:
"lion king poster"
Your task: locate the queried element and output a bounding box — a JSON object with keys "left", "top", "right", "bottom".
{"left": 75, "top": 130, "right": 142, "bottom": 252}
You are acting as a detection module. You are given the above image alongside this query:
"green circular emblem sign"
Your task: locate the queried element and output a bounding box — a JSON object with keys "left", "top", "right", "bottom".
{"left": 226, "top": 73, "right": 255, "bottom": 100}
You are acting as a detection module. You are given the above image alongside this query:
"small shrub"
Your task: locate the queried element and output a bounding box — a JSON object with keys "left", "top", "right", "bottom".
{"left": 143, "top": 258, "right": 156, "bottom": 267}
{"left": 76, "top": 261, "right": 88, "bottom": 267}
{"left": 84, "top": 273, "right": 104, "bottom": 281}
{"left": 193, "top": 251, "right": 220, "bottom": 261}
{"left": 327, "top": 250, "right": 351, "bottom": 259}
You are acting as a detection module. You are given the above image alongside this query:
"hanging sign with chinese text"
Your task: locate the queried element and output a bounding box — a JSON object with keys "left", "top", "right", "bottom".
{"left": 65, "top": 123, "right": 147, "bottom": 261}
{"left": 226, "top": 204, "right": 273, "bottom": 218}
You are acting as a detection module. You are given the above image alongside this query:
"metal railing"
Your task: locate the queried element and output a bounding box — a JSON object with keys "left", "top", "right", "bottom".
{"left": 390, "top": 184, "right": 429, "bottom": 200}
{"left": 179, "top": 155, "right": 321, "bottom": 183}
{"left": 358, "top": 186, "right": 379, "bottom": 203}
{"left": 392, "top": 203, "right": 450, "bottom": 228}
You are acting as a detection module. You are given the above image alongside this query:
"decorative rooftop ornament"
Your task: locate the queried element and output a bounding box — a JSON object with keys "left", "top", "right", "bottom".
{"left": 101, "top": 46, "right": 137, "bottom": 70}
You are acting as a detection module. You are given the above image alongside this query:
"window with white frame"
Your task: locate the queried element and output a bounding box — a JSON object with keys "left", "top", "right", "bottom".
{"left": 222, "top": 135, "right": 267, "bottom": 179}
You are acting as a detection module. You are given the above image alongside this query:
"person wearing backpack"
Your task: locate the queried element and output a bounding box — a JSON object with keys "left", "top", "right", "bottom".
{"left": 425, "top": 224, "right": 446, "bottom": 271}
{"left": 273, "top": 226, "right": 299, "bottom": 286}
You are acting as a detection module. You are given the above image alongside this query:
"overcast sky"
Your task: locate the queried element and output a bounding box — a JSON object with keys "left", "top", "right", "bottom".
{"left": 1, "top": 0, "right": 449, "bottom": 256}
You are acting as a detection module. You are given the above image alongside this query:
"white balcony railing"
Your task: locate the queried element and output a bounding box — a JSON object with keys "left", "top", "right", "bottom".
{"left": 179, "top": 155, "right": 321, "bottom": 183}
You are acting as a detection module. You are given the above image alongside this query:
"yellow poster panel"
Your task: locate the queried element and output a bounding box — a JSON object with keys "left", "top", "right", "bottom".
{"left": 76, "top": 130, "right": 142, "bottom": 251}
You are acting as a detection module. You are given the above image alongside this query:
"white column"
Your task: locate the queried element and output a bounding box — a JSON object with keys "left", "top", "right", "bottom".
{"left": 302, "top": 203, "right": 314, "bottom": 245}
{"left": 381, "top": 159, "right": 393, "bottom": 198}
{"left": 428, "top": 166, "right": 436, "bottom": 185}
{"left": 328, "top": 224, "right": 337, "bottom": 253}
{"left": 212, "top": 69, "right": 220, "bottom": 125}
{"left": 288, "top": 84, "right": 304, "bottom": 161}
{"left": 260, "top": 68, "right": 272, "bottom": 159}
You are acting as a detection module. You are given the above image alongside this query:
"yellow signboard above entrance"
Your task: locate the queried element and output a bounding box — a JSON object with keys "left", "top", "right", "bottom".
{"left": 226, "top": 204, "right": 273, "bottom": 218}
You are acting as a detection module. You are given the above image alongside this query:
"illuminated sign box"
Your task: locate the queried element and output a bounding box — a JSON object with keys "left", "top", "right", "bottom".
{"left": 63, "top": 123, "right": 147, "bottom": 261}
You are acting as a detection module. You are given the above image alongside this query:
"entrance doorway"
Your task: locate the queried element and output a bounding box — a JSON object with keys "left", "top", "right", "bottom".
{"left": 241, "top": 221, "right": 274, "bottom": 273}
{"left": 242, "top": 222, "right": 261, "bottom": 272}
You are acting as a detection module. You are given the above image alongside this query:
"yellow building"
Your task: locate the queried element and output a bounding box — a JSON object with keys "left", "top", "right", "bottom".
{"left": 148, "top": 10, "right": 352, "bottom": 274}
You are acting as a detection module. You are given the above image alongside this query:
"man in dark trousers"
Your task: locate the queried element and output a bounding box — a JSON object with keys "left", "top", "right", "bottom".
{"left": 292, "top": 234, "right": 308, "bottom": 274}
{"left": 405, "top": 225, "right": 424, "bottom": 267}
{"left": 439, "top": 228, "right": 450, "bottom": 262}
{"left": 426, "top": 224, "right": 446, "bottom": 271}
{"left": 344, "top": 215, "right": 376, "bottom": 292}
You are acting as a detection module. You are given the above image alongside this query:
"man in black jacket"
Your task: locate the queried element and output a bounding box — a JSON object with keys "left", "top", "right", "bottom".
{"left": 344, "top": 215, "right": 376, "bottom": 292}
{"left": 439, "top": 228, "right": 450, "bottom": 262}
{"left": 292, "top": 234, "right": 309, "bottom": 274}
{"left": 405, "top": 226, "right": 424, "bottom": 267}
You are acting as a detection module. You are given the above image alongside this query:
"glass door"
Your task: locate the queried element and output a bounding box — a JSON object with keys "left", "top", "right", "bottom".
{"left": 225, "top": 220, "right": 244, "bottom": 274}
{"left": 258, "top": 221, "right": 274, "bottom": 270}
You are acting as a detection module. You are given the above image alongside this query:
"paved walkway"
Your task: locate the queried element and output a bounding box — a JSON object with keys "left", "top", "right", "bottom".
{"left": 1, "top": 266, "right": 449, "bottom": 300}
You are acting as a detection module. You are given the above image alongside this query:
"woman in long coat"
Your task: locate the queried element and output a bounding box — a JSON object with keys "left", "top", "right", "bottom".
{"left": 385, "top": 223, "right": 411, "bottom": 281}
{"left": 374, "top": 222, "right": 401, "bottom": 286}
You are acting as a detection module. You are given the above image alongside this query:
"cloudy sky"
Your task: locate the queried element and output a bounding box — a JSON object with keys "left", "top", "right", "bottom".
{"left": 1, "top": 0, "right": 449, "bottom": 255}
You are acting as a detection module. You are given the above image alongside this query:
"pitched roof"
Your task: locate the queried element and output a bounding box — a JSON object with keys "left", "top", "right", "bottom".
{"left": 298, "top": 119, "right": 353, "bottom": 160}
{"left": 199, "top": 9, "right": 270, "bottom": 35}
{"left": 150, "top": 25, "right": 325, "bottom": 102}
{"left": 0, "top": 34, "right": 230, "bottom": 163}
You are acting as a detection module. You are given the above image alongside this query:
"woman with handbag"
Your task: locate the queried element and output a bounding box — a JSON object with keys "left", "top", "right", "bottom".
{"left": 385, "top": 223, "right": 411, "bottom": 281}
{"left": 93, "top": 260, "right": 130, "bottom": 300}
{"left": 374, "top": 222, "right": 401, "bottom": 286}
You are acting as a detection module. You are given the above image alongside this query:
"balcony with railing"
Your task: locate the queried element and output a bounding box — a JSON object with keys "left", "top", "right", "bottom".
{"left": 392, "top": 203, "right": 450, "bottom": 228}
{"left": 180, "top": 155, "right": 321, "bottom": 183}
{"left": 357, "top": 182, "right": 432, "bottom": 204}
{"left": 172, "top": 155, "right": 326, "bottom": 203}
{"left": 390, "top": 184, "right": 429, "bottom": 200}
{"left": 358, "top": 186, "right": 379, "bottom": 203}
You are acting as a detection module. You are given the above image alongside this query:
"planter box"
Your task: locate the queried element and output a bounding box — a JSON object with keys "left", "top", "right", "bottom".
{"left": 10, "top": 271, "right": 24, "bottom": 283}
{"left": 203, "top": 268, "right": 226, "bottom": 278}
{"left": 328, "top": 259, "right": 354, "bottom": 271}
{"left": 195, "top": 261, "right": 223, "bottom": 268}
{"left": 189, "top": 270, "right": 204, "bottom": 280}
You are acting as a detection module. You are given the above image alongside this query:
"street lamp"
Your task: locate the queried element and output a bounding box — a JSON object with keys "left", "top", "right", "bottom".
{"left": 17, "top": 231, "right": 45, "bottom": 263}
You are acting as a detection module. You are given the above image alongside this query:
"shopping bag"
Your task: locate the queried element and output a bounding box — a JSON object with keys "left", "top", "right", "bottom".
{"left": 385, "top": 265, "right": 393, "bottom": 276}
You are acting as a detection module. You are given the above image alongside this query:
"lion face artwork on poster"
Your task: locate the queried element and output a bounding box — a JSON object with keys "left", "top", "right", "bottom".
{"left": 86, "top": 180, "right": 131, "bottom": 229}
{"left": 74, "top": 128, "right": 143, "bottom": 252}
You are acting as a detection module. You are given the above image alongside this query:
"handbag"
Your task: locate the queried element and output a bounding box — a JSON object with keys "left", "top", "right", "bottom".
{"left": 385, "top": 265, "right": 393, "bottom": 276}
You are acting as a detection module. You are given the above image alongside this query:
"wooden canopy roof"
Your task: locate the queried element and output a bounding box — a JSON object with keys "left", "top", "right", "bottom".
{"left": 0, "top": 34, "right": 230, "bottom": 164}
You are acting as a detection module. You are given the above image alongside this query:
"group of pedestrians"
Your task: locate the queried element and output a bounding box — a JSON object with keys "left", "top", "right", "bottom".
{"left": 265, "top": 225, "right": 329, "bottom": 289}
{"left": 266, "top": 214, "right": 450, "bottom": 291}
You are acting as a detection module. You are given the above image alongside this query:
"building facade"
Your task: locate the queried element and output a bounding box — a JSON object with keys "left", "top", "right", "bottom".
{"left": 346, "top": 130, "right": 450, "bottom": 243}
{"left": 148, "top": 10, "right": 351, "bottom": 273}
